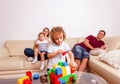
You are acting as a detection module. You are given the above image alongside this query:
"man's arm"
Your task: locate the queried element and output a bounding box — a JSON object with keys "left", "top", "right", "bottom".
{"left": 100, "top": 45, "right": 107, "bottom": 50}
{"left": 83, "top": 38, "right": 95, "bottom": 50}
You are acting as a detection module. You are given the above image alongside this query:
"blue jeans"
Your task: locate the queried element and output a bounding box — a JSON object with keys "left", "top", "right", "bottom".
{"left": 72, "top": 45, "right": 90, "bottom": 60}
{"left": 24, "top": 48, "right": 48, "bottom": 61}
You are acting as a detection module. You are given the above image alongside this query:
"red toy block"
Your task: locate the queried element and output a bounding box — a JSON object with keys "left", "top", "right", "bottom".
{"left": 57, "top": 74, "right": 62, "bottom": 78}
{"left": 70, "top": 68, "right": 74, "bottom": 73}
{"left": 62, "top": 51, "right": 67, "bottom": 56}
{"left": 26, "top": 71, "right": 32, "bottom": 80}
{"left": 23, "top": 79, "right": 32, "bottom": 84}
{"left": 69, "top": 77, "right": 73, "bottom": 81}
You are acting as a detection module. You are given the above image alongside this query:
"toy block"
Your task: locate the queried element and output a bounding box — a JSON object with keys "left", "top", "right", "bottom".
{"left": 60, "top": 74, "right": 72, "bottom": 82}
{"left": 57, "top": 74, "right": 62, "bottom": 78}
{"left": 61, "top": 52, "right": 70, "bottom": 64}
{"left": 70, "top": 68, "right": 75, "bottom": 73}
{"left": 53, "top": 64, "right": 58, "bottom": 68}
{"left": 17, "top": 78, "right": 23, "bottom": 84}
{"left": 33, "top": 73, "right": 39, "bottom": 80}
{"left": 56, "top": 67, "right": 62, "bottom": 75}
{"left": 61, "top": 66, "right": 67, "bottom": 76}
{"left": 72, "top": 74, "right": 77, "bottom": 81}
{"left": 62, "top": 62, "right": 68, "bottom": 66}
{"left": 17, "top": 76, "right": 30, "bottom": 84}
{"left": 66, "top": 66, "right": 70, "bottom": 75}
{"left": 47, "top": 69, "right": 51, "bottom": 77}
{"left": 51, "top": 68, "right": 55, "bottom": 74}
{"left": 23, "top": 79, "right": 32, "bottom": 84}
{"left": 26, "top": 71, "right": 32, "bottom": 80}
{"left": 58, "top": 61, "right": 63, "bottom": 66}
{"left": 59, "top": 80, "right": 65, "bottom": 84}
{"left": 69, "top": 77, "right": 73, "bottom": 81}
{"left": 61, "top": 51, "right": 67, "bottom": 56}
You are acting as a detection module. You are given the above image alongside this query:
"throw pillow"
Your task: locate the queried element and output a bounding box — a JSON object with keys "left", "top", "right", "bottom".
{"left": 99, "top": 50, "right": 120, "bottom": 70}
{"left": 90, "top": 49, "right": 107, "bottom": 56}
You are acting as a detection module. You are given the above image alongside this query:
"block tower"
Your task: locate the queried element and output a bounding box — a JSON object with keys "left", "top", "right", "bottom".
{"left": 47, "top": 61, "right": 77, "bottom": 84}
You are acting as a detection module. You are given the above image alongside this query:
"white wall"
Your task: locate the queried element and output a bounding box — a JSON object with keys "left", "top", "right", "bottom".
{"left": 0, "top": 0, "right": 120, "bottom": 46}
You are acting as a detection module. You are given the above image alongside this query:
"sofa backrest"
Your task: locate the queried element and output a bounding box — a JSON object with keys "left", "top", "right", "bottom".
{"left": 103, "top": 36, "right": 120, "bottom": 51}
{"left": 64, "top": 37, "right": 79, "bottom": 49}
{"left": 65, "top": 37, "right": 120, "bottom": 51}
{"left": 4, "top": 38, "right": 79, "bottom": 57}
{"left": 4, "top": 40, "right": 34, "bottom": 56}
{"left": 4, "top": 37, "right": 120, "bottom": 56}
{"left": 77, "top": 37, "right": 85, "bottom": 43}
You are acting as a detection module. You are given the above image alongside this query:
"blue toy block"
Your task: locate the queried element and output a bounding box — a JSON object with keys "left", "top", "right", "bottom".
{"left": 56, "top": 67, "right": 62, "bottom": 75}
{"left": 60, "top": 80, "right": 65, "bottom": 84}
{"left": 62, "top": 62, "right": 68, "bottom": 66}
{"left": 33, "top": 73, "right": 39, "bottom": 80}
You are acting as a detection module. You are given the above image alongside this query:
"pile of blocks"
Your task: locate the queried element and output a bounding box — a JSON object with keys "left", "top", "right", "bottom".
{"left": 48, "top": 61, "right": 77, "bottom": 84}
{"left": 17, "top": 71, "right": 32, "bottom": 84}
{"left": 17, "top": 71, "right": 40, "bottom": 84}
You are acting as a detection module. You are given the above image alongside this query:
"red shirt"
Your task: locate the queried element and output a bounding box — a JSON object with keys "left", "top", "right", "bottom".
{"left": 76, "top": 35, "right": 105, "bottom": 52}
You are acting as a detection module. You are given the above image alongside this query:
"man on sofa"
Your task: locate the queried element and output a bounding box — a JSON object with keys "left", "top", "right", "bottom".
{"left": 72, "top": 30, "right": 107, "bottom": 72}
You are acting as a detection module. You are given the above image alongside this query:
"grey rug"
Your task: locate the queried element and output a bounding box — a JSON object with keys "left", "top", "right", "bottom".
{"left": 0, "top": 71, "right": 48, "bottom": 84}
{"left": 0, "top": 78, "right": 48, "bottom": 84}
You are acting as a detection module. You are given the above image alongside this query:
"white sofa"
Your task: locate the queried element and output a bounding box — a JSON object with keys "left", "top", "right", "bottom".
{"left": 0, "top": 37, "right": 120, "bottom": 84}
{"left": 88, "top": 37, "right": 120, "bottom": 84}
{"left": 0, "top": 40, "right": 44, "bottom": 79}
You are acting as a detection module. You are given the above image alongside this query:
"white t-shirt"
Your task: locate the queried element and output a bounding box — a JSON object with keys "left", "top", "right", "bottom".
{"left": 47, "top": 42, "right": 70, "bottom": 68}
{"left": 35, "top": 39, "right": 48, "bottom": 51}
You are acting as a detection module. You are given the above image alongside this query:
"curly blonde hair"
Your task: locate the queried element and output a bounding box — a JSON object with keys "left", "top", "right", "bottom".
{"left": 50, "top": 26, "right": 66, "bottom": 43}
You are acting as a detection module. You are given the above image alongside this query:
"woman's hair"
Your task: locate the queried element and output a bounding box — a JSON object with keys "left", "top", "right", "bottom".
{"left": 43, "top": 27, "right": 50, "bottom": 37}
{"left": 50, "top": 26, "right": 66, "bottom": 43}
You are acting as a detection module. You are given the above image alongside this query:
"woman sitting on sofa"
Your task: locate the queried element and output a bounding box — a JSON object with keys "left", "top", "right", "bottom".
{"left": 72, "top": 30, "right": 107, "bottom": 72}
{"left": 24, "top": 27, "right": 51, "bottom": 62}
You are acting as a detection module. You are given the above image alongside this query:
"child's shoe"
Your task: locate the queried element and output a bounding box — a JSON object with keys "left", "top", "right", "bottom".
{"left": 31, "top": 59, "right": 38, "bottom": 64}
{"left": 27, "top": 57, "right": 34, "bottom": 62}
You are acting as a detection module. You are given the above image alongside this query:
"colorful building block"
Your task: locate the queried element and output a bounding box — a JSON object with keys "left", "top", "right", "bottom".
{"left": 26, "top": 71, "right": 32, "bottom": 81}
{"left": 33, "top": 73, "right": 39, "bottom": 80}
{"left": 61, "top": 52, "right": 70, "bottom": 64}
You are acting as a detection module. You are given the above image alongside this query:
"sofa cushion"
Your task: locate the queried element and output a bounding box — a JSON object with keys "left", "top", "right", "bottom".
{"left": 23, "top": 59, "right": 48, "bottom": 70}
{"left": 99, "top": 50, "right": 120, "bottom": 70}
{"left": 0, "top": 56, "right": 25, "bottom": 71}
{"left": 23, "top": 60, "right": 41, "bottom": 70}
{"left": 88, "top": 56, "right": 120, "bottom": 84}
{"left": 4, "top": 40, "right": 34, "bottom": 56}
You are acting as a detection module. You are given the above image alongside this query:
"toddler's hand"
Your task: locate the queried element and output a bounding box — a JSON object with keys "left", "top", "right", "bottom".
{"left": 57, "top": 49, "right": 64, "bottom": 54}
{"left": 69, "top": 61, "right": 78, "bottom": 70}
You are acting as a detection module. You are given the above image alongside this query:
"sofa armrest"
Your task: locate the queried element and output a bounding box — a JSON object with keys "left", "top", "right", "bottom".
{"left": 0, "top": 47, "right": 9, "bottom": 59}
